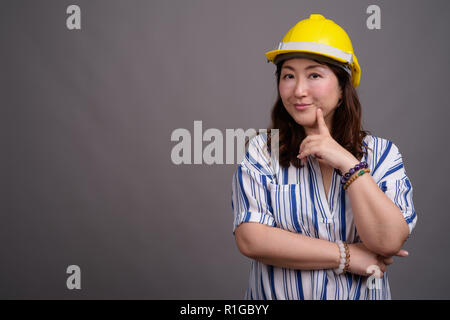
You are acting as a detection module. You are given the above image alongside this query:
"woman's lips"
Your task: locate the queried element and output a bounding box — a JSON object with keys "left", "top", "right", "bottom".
{"left": 294, "top": 104, "right": 311, "bottom": 110}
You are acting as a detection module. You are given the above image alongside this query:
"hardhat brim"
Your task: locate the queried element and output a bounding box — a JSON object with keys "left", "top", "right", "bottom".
{"left": 265, "top": 49, "right": 361, "bottom": 88}
{"left": 266, "top": 49, "right": 348, "bottom": 65}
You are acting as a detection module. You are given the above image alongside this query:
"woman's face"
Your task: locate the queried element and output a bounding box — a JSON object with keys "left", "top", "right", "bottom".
{"left": 279, "top": 58, "right": 342, "bottom": 136}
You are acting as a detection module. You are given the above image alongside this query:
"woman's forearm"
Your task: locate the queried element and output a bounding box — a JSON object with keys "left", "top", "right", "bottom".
{"left": 235, "top": 222, "right": 341, "bottom": 270}
{"left": 341, "top": 160, "right": 410, "bottom": 257}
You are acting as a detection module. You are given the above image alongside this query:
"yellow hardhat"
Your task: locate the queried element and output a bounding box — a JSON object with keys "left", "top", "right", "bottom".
{"left": 265, "top": 14, "right": 361, "bottom": 88}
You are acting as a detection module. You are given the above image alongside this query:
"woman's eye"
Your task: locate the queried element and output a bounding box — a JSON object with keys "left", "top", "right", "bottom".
{"left": 309, "top": 73, "right": 321, "bottom": 79}
{"left": 282, "top": 74, "right": 294, "bottom": 79}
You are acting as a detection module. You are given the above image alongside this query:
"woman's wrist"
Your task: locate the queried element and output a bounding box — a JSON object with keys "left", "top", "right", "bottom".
{"left": 338, "top": 157, "right": 360, "bottom": 174}
{"left": 334, "top": 240, "right": 350, "bottom": 275}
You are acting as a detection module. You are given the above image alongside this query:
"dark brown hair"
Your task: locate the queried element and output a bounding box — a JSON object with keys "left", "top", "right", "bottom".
{"left": 253, "top": 58, "right": 372, "bottom": 171}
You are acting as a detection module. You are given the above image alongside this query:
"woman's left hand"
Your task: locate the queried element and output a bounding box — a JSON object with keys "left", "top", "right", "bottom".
{"left": 297, "top": 108, "right": 358, "bottom": 172}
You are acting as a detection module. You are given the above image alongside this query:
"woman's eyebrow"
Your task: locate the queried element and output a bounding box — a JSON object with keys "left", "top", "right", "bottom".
{"left": 282, "top": 65, "right": 296, "bottom": 71}
{"left": 282, "top": 64, "right": 325, "bottom": 71}
{"left": 305, "top": 64, "right": 326, "bottom": 70}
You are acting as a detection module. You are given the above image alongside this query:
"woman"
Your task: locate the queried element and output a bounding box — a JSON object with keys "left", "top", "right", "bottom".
{"left": 231, "top": 14, "right": 417, "bottom": 300}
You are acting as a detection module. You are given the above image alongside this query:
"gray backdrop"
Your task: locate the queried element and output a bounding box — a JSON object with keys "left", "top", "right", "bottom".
{"left": 1, "top": 0, "right": 449, "bottom": 299}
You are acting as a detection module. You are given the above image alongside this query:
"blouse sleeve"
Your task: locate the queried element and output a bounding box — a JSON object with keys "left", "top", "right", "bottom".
{"left": 231, "top": 134, "right": 277, "bottom": 235}
{"left": 371, "top": 139, "right": 418, "bottom": 236}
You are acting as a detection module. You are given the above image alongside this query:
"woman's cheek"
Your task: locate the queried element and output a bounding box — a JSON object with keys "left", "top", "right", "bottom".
{"left": 279, "top": 82, "right": 293, "bottom": 97}
{"left": 310, "top": 85, "right": 331, "bottom": 101}
{"left": 278, "top": 86, "right": 289, "bottom": 100}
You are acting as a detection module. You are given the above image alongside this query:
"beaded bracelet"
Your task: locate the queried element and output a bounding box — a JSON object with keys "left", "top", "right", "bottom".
{"left": 334, "top": 240, "right": 350, "bottom": 275}
{"left": 340, "top": 161, "right": 368, "bottom": 186}
{"left": 344, "top": 168, "right": 370, "bottom": 190}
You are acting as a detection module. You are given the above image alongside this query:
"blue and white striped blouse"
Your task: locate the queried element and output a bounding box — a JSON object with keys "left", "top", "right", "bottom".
{"left": 231, "top": 133, "right": 418, "bottom": 300}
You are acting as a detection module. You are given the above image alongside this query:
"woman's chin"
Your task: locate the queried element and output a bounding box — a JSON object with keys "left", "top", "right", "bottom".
{"left": 293, "top": 116, "right": 315, "bottom": 128}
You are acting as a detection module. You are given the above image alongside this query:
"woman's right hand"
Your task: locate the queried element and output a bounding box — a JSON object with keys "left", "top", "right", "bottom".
{"left": 347, "top": 242, "right": 409, "bottom": 278}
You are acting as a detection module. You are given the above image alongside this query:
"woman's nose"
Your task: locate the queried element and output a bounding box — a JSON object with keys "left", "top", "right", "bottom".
{"left": 294, "top": 80, "right": 308, "bottom": 97}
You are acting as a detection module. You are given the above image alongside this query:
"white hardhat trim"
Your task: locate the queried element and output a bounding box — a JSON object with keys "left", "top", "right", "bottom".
{"left": 275, "top": 41, "right": 354, "bottom": 65}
